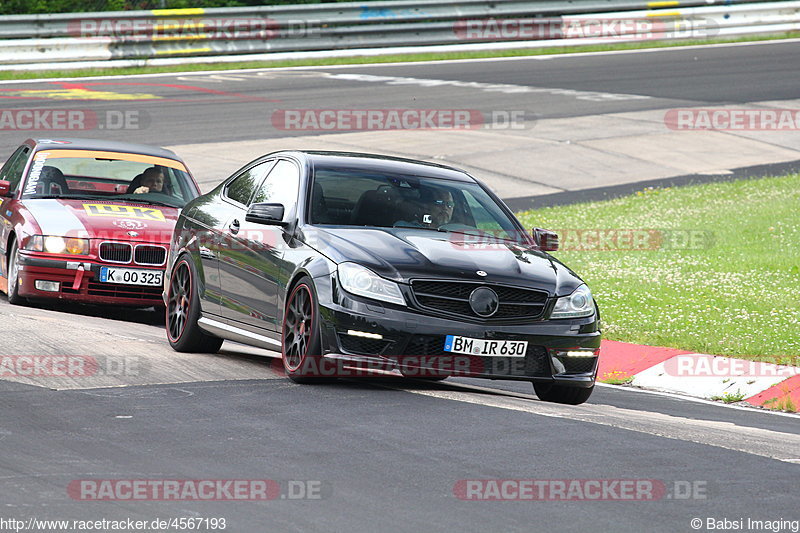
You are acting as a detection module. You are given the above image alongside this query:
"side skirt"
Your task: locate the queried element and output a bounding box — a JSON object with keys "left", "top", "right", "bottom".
{"left": 197, "top": 316, "right": 282, "bottom": 351}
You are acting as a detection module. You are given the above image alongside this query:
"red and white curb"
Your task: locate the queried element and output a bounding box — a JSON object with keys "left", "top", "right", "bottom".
{"left": 598, "top": 340, "right": 800, "bottom": 410}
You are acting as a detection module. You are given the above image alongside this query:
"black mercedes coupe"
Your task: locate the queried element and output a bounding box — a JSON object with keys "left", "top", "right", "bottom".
{"left": 164, "top": 151, "right": 601, "bottom": 404}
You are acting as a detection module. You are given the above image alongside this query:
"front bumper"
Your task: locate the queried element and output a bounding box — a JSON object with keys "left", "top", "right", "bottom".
{"left": 316, "top": 293, "right": 600, "bottom": 387}
{"left": 15, "top": 253, "right": 164, "bottom": 307}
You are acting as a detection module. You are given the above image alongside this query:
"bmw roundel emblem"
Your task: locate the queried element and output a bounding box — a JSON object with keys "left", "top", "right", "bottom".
{"left": 476, "top": 270, "right": 487, "bottom": 277}
{"left": 127, "top": 231, "right": 139, "bottom": 237}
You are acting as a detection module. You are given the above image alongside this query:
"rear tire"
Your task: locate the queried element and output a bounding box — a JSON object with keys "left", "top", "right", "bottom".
{"left": 166, "top": 256, "right": 223, "bottom": 353}
{"left": 281, "top": 277, "right": 330, "bottom": 384}
{"left": 7, "top": 240, "right": 26, "bottom": 306}
{"left": 533, "top": 382, "right": 594, "bottom": 405}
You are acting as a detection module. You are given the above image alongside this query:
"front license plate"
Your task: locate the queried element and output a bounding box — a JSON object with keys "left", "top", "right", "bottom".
{"left": 444, "top": 335, "right": 528, "bottom": 357}
{"left": 99, "top": 267, "right": 163, "bottom": 286}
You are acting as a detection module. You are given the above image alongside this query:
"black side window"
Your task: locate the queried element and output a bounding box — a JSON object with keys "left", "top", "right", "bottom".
{"left": 252, "top": 160, "right": 300, "bottom": 206}
{"left": 224, "top": 161, "right": 273, "bottom": 206}
{"left": 0, "top": 146, "right": 30, "bottom": 193}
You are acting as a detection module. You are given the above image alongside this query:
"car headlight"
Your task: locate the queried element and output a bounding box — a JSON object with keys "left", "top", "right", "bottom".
{"left": 550, "top": 284, "right": 594, "bottom": 319}
{"left": 337, "top": 262, "right": 406, "bottom": 306}
{"left": 25, "top": 235, "right": 89, "bottom": 255}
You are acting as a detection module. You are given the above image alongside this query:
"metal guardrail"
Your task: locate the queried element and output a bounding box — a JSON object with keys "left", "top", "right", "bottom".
{"left": 0, "top": 0, "right": 765, "bottom": 38}
{"left": 0, "top": 0, "right": 798, "bottom": 66}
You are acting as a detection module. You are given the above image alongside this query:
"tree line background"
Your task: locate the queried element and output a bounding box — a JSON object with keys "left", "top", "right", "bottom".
{"left": 0, "top": 0, "right": 377, "bottom": 16}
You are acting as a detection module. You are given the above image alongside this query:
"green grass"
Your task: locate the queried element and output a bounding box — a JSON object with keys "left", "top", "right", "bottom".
{"left": 763, "top": 392, "right": 798, "bottom": 413}
{"left": 516, "top": 174, "right": 800, "bottom": 361}
{"left": 711, "top": 390, "right": 747, "bottom": 403}
{"left": 2, "top": 32, "right": 799, "bottom": 81}
{"left": 599, "top": 370, "right": 634, "bottom": 385}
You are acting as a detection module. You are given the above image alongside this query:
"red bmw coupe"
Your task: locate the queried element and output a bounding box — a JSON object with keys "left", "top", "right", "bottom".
{"left": 0, "top": 138, "right": 200, "bottom": 308}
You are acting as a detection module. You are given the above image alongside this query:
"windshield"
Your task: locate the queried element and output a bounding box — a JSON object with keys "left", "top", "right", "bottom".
{"left": 20, "top": 149, "right": 198, "bottom": 208}
{"left": 310, "top": 167, "right": 526, "bottom": 242}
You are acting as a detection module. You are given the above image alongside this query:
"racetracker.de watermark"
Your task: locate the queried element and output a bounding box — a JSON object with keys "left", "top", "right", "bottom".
{"left": 453, "top": 17, "right": 718, "bottom": 40}
{"left": 0, "top": 109, "right": 148, "bottom": 131}
{"left": 665, "top": 108, "right": 800, "bottom": 130}
{"left": 68, "top": 479, "right": 329, "bottom": 501}
{"left": 0, "top": 517, "right": 228, "bottom": 532}
{"left": 449, "top": 229, "right": 715, "bottom": 252}
{"left": 453, "top": 479, "right": 708, "bottom": 501}
{"left": 58, "top": 228, "right": 283, "bottom": 253}
{"left": 270, "top": 109, "right": 532, "bottom": 131}
{"left": 67, "top": 17, "right": 319, "bottom": 39}
{"left": 0, "top": 355, "right": 143, "bottom": 378}
{"left": 274, "top": 353, "right": 541, "bottom": 379}
{"left": 664, "top": 355, "right": 800, "bottom": 378}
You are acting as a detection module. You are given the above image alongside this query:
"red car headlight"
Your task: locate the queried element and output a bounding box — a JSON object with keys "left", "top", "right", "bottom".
{"left": 25, "top": 235, "right": 89, "bottom": 255}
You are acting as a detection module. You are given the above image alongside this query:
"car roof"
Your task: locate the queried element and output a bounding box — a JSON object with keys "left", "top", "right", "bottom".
{"left": 27, "top": 137, "right": 182, "bottom": 160}
{"left": 279, "top": 150, "right": 477, "bottom": 183}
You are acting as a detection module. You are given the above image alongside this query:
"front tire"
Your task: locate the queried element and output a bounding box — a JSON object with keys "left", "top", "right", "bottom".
{"left": 7, "top": 239, "right": 26, "bottom": 306}
{"left": 281, "top": 277, "right": 328, "bottom": 384}
{"left": 533, "top": 382, "right": 594, "bottom": 405}
{"left": 166, "top": 256, "right": 223, "bottom": 353}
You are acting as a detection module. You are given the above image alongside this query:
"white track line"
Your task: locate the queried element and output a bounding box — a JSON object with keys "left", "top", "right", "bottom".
{"left": 381, "top": 382, "right": 800, "bottom": 463}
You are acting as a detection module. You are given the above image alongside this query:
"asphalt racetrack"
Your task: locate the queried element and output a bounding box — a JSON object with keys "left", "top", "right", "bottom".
{"left": 0, "top": 41, "right": 798, "bottom": 532}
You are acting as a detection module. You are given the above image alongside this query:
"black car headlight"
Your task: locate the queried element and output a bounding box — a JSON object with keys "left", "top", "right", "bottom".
{"left": 337, "top": 262, "right": 406, "bottom": 306}
{"left": 550, "top": 284, "right": 594, "bottom": 319}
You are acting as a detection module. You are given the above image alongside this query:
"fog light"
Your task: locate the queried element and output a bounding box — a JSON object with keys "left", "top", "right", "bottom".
{"left": 35, "top": 280, "right": 60, "bottom": 292}
{"left": 552, "top": 349, "right": 598, "bottom": 357}
{"left": 346, "top": 330, "right": 383, "bottom": 340}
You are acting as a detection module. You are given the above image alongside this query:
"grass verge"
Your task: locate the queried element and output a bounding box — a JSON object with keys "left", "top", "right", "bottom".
{"left": 599, "top": 371, "right": 635, "bottom": 385}
{"left": 763, "top": 392, "right": 797, "bottom": 412}
{"left": 516, "top": 174, "right": 800, "bottom": 361}
{"left": 1, "top": 32, "right": 799, "bottom": 81}
{"left": 710, "top": 390, "right": 747, "bottom": 403}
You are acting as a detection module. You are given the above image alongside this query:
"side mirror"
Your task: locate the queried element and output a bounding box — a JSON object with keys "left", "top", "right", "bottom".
{"left": 0, "top": 180, "right": 11, "bottom": 197}
{"left": 245, "top": 202, "right": 287, "bottom": 226}
{"left": 532, "top": 228, "right": 559, "bottom": 252}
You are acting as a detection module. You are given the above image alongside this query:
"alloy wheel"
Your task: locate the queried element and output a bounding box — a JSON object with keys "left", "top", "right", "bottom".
{"left": 283, "top": 284, "right": 314, "bottom": 371}
{"left": 167, "top": 261, "right": 191, "bottom": 341}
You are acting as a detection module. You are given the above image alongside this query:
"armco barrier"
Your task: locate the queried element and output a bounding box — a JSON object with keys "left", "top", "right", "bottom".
{"left": 0, "top": 0, "right": 798, "bottom": 67}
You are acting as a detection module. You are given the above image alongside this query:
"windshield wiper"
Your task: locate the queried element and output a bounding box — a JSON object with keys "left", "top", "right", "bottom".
{"left": 390, "top": 225, "right": 445, "bottom": 233}
{"left": 120, "top": 198, "right": 176, "bottom": 208}
{"left": 27, "top": 194, "right": 104, "bottom": 200}
{"left": 27, "top": 194, "right": 177, "bottom": 208}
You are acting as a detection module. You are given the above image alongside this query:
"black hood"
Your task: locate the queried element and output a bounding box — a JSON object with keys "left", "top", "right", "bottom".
{"left": 303, "top": 226, "right": 585, "bottom": 297}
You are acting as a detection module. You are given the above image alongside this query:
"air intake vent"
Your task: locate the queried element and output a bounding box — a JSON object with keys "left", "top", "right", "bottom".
{"left": 134, "top": 245, "right": 166, "bottom": 266}
{"left": 99, "top": 242, "right": 132, "bottom": 263}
